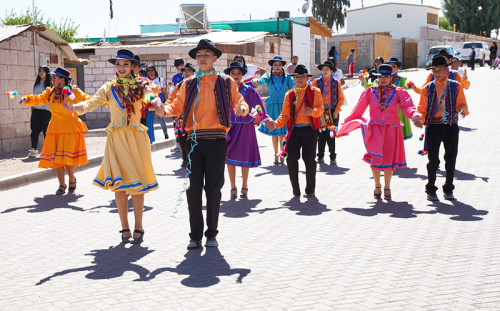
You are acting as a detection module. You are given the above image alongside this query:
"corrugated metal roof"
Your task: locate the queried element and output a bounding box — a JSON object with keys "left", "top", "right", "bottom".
{"left": 0, "top": 24, "right": 83, "bottom": 64}
{"left": 71, "top": 31, "right": 269, "bottom": 50}
{"left": 0, "top": 25, "right": 31, "bottom": 42}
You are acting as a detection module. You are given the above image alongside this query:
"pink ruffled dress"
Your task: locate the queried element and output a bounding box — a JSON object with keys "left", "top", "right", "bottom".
{"left": 338, "top": 86, "right": 419, "bottom": 170}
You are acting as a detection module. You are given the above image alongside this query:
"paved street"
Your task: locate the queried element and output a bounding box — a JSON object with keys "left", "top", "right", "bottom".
{"left": 1, "top": 67, "right": 499, "bottom": 310}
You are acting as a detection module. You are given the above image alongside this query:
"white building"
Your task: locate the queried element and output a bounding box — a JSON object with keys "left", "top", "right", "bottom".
{"left": 346, "top": 2, "right": 439, "bottom": 40}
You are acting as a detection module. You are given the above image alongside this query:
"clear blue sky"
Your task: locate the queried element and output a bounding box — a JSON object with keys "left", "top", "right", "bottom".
{"left": 0, "top": 0, "right": 443, "bottom": 38}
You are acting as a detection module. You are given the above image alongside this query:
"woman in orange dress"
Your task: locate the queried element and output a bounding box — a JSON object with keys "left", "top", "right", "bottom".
{"left": 19, "top": 67, "right": 91, "bottom": 195}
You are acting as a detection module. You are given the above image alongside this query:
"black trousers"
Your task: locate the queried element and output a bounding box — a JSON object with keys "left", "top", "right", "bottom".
{"left": 179, "top": 134, "right": 188, "bottom": 163}
{"left": 470, "top": 58, "right": 475, "bottom": 70}
{"left": 30, "top": 109, "right": 51, "bottom": 150}
{"left": 186, "top": 138, "right": 226, "bottom": 241}
{"left": 425, "top": 123, "right": 459, "bottom": 194}
{"left": 286, "top": 126, "right": 318, "bottom": 195}
{"left": 317, "top": 113, "right": 339, "bottom": 160}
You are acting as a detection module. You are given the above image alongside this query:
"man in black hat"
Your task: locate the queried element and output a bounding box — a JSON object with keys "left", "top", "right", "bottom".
{"left": 417, "top": 55, "right": 469, "bottom": 201}
{"left": 266, "top": 65, "right": 324, "bottom": 197}
{"left": 156, "top": 39, "right": 249, "bottom": 249}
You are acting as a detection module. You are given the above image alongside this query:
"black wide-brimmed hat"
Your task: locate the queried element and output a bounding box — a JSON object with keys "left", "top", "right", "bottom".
{"left": 317, "top": 60, "right": 335, "bottom": 70}
{"left": 181, "top": 63, "right": 196, "bottom": 72}
{"left": 133, "top": 55, "right": 146, "bottom": 67}
{"left": 290, "top": 64, "right": 312, "bottom": 77}
{"left": 188, "top": 39, "right": 222, "bottom": 59}
{"left": 450, "top": 57, "right": 460, "bottom": 63}
{"left": 429, "top": 55, "right": 449, "bottom": 68}
{"left": 437, "top": 49, "right": 452, "bottom": 58}
{"left": 268, "top": 56, "right": 287, "bottom": 67}
{"left": 50, "top": 67, "right": 70, "bottom": 79}
{"left": 174, "top": 58, "right": 185, "bottom": 67}
{"left": 372, "top": 64, "right": 394, "bottom": 76}
{"left": 108, "top": 49, "right": 140, "bottom": 66}
{"left": 386, "top": 57, "right": 402, "bottom": 67}
{"left": 224, "top": 61, "right": 248, "bottom": 75}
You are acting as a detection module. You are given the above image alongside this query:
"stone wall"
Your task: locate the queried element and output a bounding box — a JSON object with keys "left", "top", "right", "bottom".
{"left": 0, "top": 31, "right": 63, "bottom": 153}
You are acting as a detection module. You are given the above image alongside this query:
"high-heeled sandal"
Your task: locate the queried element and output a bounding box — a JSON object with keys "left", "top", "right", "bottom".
{"left": 68, "top": 179, "right": 77, "bottom": 193}
{"left": 240, "top": 188, "right": 248, "bottom": 199}
{"left": 384, "top": 188, "right": 392, "bottom": 201}
{"left": 373, "top": 186, "right": 382, "bottom": 199}
{"left": 274, "top": 155, "right": 279, "bottom": 165}
{"left": 120, "top": 229, "right": 131, "bottom": 243}
{"left": 130, "top": 229, "right": 144, "bottom": 244}
{"left": 56, "top": 185, "right": 67, "bottom": 195}
{"left": 230, "top": 188, "right": 237, "bottom": 200}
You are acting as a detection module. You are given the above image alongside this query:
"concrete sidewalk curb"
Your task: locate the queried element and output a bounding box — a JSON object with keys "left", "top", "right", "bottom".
{"left": 0, "top": 138, "right": 176, "bottom": 192}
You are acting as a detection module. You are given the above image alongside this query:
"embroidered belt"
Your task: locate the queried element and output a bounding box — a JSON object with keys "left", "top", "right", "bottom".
{"left": 429, "top": 115, "right": 458, "bottom": 125}
{"left": 187, "top": 129, "right": 226, "bottom": 140}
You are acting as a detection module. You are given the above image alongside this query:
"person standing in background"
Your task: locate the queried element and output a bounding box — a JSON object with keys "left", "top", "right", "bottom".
{"left": 146, "top": 64, "right": 169, "bottom": 139}
{"left": 328, "top": 46, "right": 340, "bottom": 63}
{"left": 286, "top": 56, "right": 299, "bottom": 74}
{"left": 489, "top": 42, "right": 497, "bottom": 69}
{"left": 347, "top": 49, "right": 356, "bottom": 78}
{"left": 469, "top": 47, "right": 476, "bottom": 71}
{"left": 28, "top": 66, "right": 52, "bottom": 157}
{"left": 170, "top": 58, "right": 185, "bottom": 87}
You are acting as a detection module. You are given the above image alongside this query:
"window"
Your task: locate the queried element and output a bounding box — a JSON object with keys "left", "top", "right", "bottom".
{"left": 269, "top": 42, "right": 275, "bottom": 54}
{"left": 396, "top": 13, "right": 402, "bottom": 18}
{"left": 315, "top": 38, "right": 321, "bottom": 64}
{"left": 427, "top": 13, "right": 438, "bottom": 25}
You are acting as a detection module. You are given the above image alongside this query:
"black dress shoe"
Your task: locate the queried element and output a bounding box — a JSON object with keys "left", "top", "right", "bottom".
{"left": 120, "top": 229, "right": 131, "bottom": 243}
{"left": 130, "top": 229, "right": 144, "bottom": 244}
{"left": 444, "top": 192, "right": 456, "bottom": 200}
{"left": 427, "top": 193, "right": 439, "bottom": 201}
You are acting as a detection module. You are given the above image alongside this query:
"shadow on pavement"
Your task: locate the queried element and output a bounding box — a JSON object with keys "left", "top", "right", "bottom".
{"left": 146, "top": 247, "right": 250, "bottom": 287}
{"left": 2, "top": 194, "right": 85, "bottom": 214}
{"left": 220, "top": 199, "right": 283, "bottom": 218}
{"left": 36, "top": 243, "right": 154, "bottom": 285}
{"left": 429, "top": 200, "right": 488, "bottom": 221}
{"left": 156, "top": 167, "right": 188, "bottom": 178}
{"left": 458, "top": 126, "right": 477, "bottom": 132}
{"left": 343, "top": 200, "right": 436, "bottom": 218}
{"left": 317, "top": 163, "right": 350, "bottom": 175}
{"left": 282, "top": 196, "right": 331, "bottom": 216}
{"left": 393, "top": 167, "right": 427, "bottom": 180}
{"left": 88, "top": 199, "right": 153, "bottom": 214}
{"left": 21, "top": 157, "right": 39, "bottom": 163}
{"left": 254, "top": 164, "right": 289, "bottom": 177}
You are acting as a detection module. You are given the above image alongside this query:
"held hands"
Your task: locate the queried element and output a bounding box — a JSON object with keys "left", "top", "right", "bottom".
{"left": 412, "top": 116, "right": 423, "bottom": 128}
{"left": 18, "top": 97, "right": 27, "bottom": 105}
{"left": 154, "top": 103, "right": 166, "bottom": 117}
{"left": 459, "top": 106, "right": 467, "bottom": 118}
{"left": 265, "top": 120, "right": 277, "bottom": 131}
{"left": 333, "top": 111, "right": 339, "bottom": 119}
{"left": 252, "top": 79, "right": 258, "bottom": 88}
{"left": 236, "top": 104, "right": 248, "bottom": 117}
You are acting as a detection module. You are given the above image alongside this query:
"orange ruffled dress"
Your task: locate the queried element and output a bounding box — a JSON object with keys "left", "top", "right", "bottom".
{"left": 23, "top": 87, "right": 91, "bottom": 169}
{"left": 80, "top": 78, "right": 158, "bottom": 195}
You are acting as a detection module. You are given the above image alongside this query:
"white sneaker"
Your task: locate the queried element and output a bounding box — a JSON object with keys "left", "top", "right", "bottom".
{"left": 28, "top": 149, "right": 38, "bottom": 157}
{"left": 170, "top": 143, "right": 180, "bottom": 152}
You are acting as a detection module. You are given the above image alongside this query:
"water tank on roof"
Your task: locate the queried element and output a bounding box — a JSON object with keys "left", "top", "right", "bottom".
{"left": 276, "top": 11, "right": 290, "bottom": 18}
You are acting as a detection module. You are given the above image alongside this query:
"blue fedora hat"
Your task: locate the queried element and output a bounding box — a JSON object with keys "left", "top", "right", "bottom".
{"left": 373, "top": 64, "right": 394, "bottom": 76}
{"left": 108, "top": 49, "right": 140, "bottom": 66}
{"left": 224, "top": 61, "right": 247, "bottom": 75}
{"left": 50, "top": 66, "right": 70, "bottom": 79}
{"left": 268, "top": 56, "right": 287, "bottom": 66}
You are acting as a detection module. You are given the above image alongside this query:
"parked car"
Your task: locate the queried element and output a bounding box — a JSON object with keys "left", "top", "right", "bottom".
{"left": 457, "top": 42, "right": 491, "bottom": 67}
{"left": 425, "top": 45, "right": 460, "bottom": 68}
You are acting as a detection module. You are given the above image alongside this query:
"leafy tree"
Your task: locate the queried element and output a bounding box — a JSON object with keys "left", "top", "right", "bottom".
{"left": 443, "top": 0, "right": 500, "bottom": 37}
{"left": 439, "top": 16, "right": 453, "bottom": 31}
{"left": 1, "top": 8, "right": 79, "bottom": 43}
{"left": 311, "top": 0, "right": 351, "bottom": 30}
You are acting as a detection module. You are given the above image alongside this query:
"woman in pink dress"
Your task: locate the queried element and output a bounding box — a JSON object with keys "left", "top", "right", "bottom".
{"left": 338, "top": 64, "right": 422, "bottom": 200}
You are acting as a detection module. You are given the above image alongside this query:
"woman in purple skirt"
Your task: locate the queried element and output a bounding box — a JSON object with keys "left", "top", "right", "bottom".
{"left": 225, "top": 62, "right": 271, "bottom": 199}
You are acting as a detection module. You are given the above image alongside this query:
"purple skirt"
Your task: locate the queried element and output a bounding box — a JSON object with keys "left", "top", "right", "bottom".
{"left": 226, "top": 122, "right": 261, "bottom": 167}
